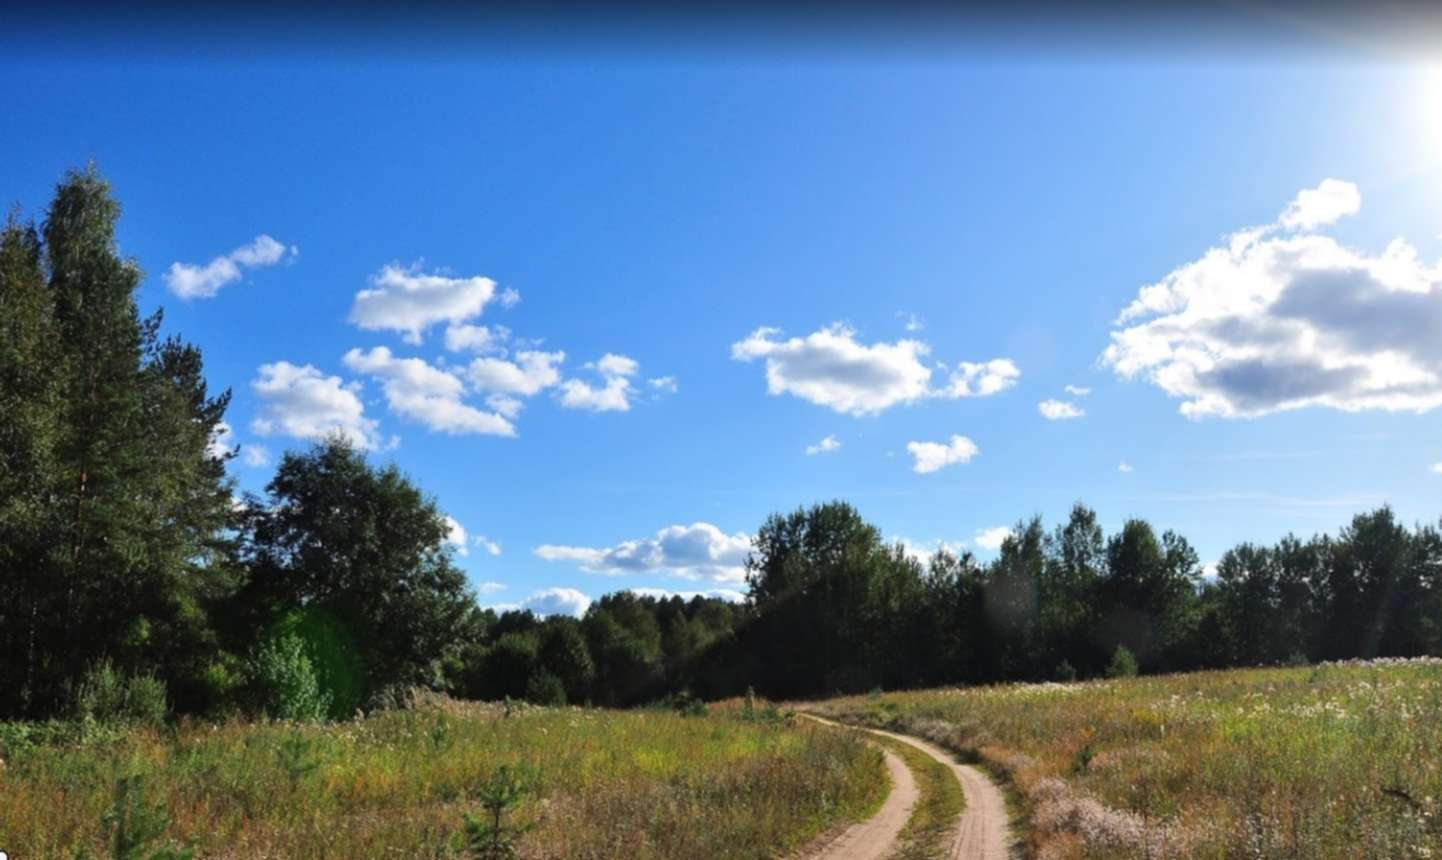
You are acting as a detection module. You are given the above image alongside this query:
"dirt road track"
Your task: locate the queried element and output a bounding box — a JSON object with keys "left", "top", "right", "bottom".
{"left": 802, "top": 715, "right": 1013, "bottom": 860}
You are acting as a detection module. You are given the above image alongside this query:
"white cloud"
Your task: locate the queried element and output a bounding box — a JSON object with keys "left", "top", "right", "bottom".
{"left": 805, "top": 434, "right": 841, "bottom": 455}
{"left": 344, "top": 346, "right": 515, "bottom": 437}
{"left": 1119, "top": 461, "right": 1135, "bottom": 473}
{"left": 974, "top": 526, "right": 1013, "bottom": 551}
{"left": 936, "top": 359, "right": 1022, "bottom": 398}
{"left": 731, "top": 324, "right": 1018, "bottom": 416}
{"left": 165, "top": 234, "right": 295, "bottom": 299}
{"left": 475, "top": 581, "right": 507, "bottom": 596}
{"left": 1279, "top": 178, "right": 1361, "bottom": 231}
{"left": 893, "top": 536, "right": 965, "bottom": 564}
{"left": 648, "top": 376, "right": 678, "bottom": 394}
{"left": 625, "top": 587, "right": 746, "bottom": 603}
{"left": 536, "top": 522, "right": 753, "bottom": 584}
{"left": 349, "top": 263, "right": 514, "bottom": 344}
{"left": 898, "top": 311, "right": 925, "bottom": 332}
{"left": 251, "top": 361, "right": 379, "bottom": 449}
{"left": 207, "top": 421, "right": 235, "bottom": 460}
{"left": 466, "top": 350, "right": 565, "bottom": 396}
{"left": 558, "top": 353, "right": 639, "bottom": 412}
{"left": 1064, "top": 385, "right": 1092, "bottom": 396}
{"left": 521, "top": 587, "right": 592, "bottom": 618}
{"left": 241, "top": 444, "right": 272, "bottom": 468}
{"left": 906, "top": 435, "right": 979, "bottom": 474}
{"left": 1104, "top": 179, "right": 1442, "bottom": 419}
{"left": 1038, "top": 399, "right": 1085, "bottom": 420}
{"left": 444, "top": 323, "right": 510, "bottom": 355}
{"left": 1431, "top": 462, "right": 1442, "bottom": 474}
{"left": 1201, "top": 562, "right": 1220, "bottom": 581}
{"left": 472, "top": 535, "right": 503, "bottom": 556}
{"left": 445, "top": 516, "right": 470, "bottom": 557}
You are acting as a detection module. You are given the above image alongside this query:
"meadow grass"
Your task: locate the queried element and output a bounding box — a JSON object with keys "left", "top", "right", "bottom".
{"left": 0, "top": 697, "right": 885, "bottom": 859}
{"left": 806, "top": 657, "right": 1442, "bottom": 859}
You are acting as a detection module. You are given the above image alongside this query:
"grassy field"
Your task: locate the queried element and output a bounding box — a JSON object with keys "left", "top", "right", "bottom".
{"left": 807, "top": 657, "right": 1442, "bottom": 859}
{"left": 0, "top": 696, "right": 885, "bottom": 859}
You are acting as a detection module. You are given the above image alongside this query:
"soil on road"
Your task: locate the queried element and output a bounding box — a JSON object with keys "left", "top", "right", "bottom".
{"left": 801, "top": 715, "right": 1013, "bottom": 860}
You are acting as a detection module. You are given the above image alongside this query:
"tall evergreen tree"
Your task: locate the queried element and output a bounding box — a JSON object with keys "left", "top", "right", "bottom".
{"left": 0, "top": 167, "right": 236, "bottom": 716}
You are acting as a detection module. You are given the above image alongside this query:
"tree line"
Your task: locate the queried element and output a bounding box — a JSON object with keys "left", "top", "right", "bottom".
{"left": 4, "top": 167, "right": 1442, "bottom": 723}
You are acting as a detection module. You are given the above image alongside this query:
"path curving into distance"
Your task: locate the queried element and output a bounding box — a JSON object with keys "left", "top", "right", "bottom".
{"left": 802, "top": 714, "right": 1013, "bottom": 860}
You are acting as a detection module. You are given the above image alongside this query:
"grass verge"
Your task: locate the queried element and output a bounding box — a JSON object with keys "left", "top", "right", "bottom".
{"left": 807, "top": 658, "right": 1442, "bottom": 859}
{"left": 0, "top": 698, "right": 885, "bottom": 859}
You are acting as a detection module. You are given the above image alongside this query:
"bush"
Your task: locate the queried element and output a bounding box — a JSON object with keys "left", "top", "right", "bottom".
{"left": 1106, "top": 644, "right": 1139, "bottom": 679}
{"left": 251, "top": 633, "right": 330, "bottom": 722}
{"left": 71, "top": 661, "right": 169, "bottom": 726}
{"left": 523, "top": 672, "right": 566, "bottom": 707}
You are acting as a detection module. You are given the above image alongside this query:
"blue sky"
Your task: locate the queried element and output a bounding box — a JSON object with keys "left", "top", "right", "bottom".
{"left": 5, "top": 28, "right": 1442, "bottom": 616}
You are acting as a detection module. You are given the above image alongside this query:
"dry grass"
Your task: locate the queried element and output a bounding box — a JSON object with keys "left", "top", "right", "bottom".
{"left": 0, "top": 697, "right": 885, "bottom": 859}
{"left": 805, "top": 658, "right": 1442, "bottom": 859}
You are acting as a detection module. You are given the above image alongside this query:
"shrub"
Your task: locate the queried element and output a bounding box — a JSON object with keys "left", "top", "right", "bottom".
{"left": 251, "top": 633, "right": 330, "bottom": 722}
{"left": 71, "top": 661, "right": 169, "bottom": 726}
{"left": 1105, "top": 644, "right": 1139, "bottom": 679}
{"left": 72, "top": 775, "right": 192, "bottom": 860}
{"left": 523, "top": 672, "right": 566, "bottom": 707}
{"left": 462, "top": 764, "right": 534, "bottom": 859}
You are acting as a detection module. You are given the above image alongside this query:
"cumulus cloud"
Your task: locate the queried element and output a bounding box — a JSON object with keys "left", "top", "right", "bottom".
{"left": 520, "top": 587, "right": 592, "bottom": 618}
{"left": 344, "top": 346, "right": 515, "bottom": 437}
{"left": 206, "top": 421, "right": 235, "bottom": 460}
{"left": 475, "top": 581, "right": 507, "bottom": 596}
{"left": 1279, "top": 178, "right": 1361, "bottom": 231}
{"left": 466, "top": 350, "right": 565, "bottom": 397}
{"left": 731, "top": 324, "right": 1017, "bottom": 416}
{"left": 444, "top": 323, "right": 510, "bottom": 354}
{"left": 472, "top": 535, "right": 503, "bottom": 556}
{"left": 445, "top": 516, "right": 470, "bottom": 557}
{"left": 1064, "top": 385, "right": 1092, "bottom": 396}
{"left": 1038, "top": 399, "right": 1085, "bottom": 420}
{"left": 241, "top": 445, "right": 272, "bottom": 468}
{"left": 648, "top": 376, "right": 678, "bottom": 394}
{"left": 906, "top": 435, "right": 979, "bottom": 474}
{"left": 935, "top": 359, "right": 1022, "bottom": 398}
{"left": 1119, "top": 461, "right": 1134, "bottom": 473}
{"left": 251, "top": 361, "right": 379, "bottom": 449}
{"left": 806, "top": 434, "right": 841, "bottom": 455}
{"left": 893, "top": 536, "right": 965, "bottom": 564}
{"left": 165, "top": 234, "right": 296, "bottom": 299}
{"left": 349, "top": 264, "right": 517, "bottom": 344}
{"left": 1104, "top": 179, "right": 1442, "bottom": 419}
{"left": 625, "top": 587, "right": 747, "bottom": 603}
{"left": 974, "top": 526, "right": 1013, "bottom": 551}
{"left": 536, "top": 522, "right": 753, "bottom": 583}
{"left": 558, "top": 353, "right": 639, "bottom": 412}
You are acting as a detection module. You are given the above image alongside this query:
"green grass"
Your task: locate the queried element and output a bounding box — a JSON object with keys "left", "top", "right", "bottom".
{"left": 868, "top": 733, "right": 965, "bottom": 860}
{"left": 807, "top": 657, "right": 1442, "bottom": 859}
{"left": 0, "top": 697, "right": 885, "bottom": 859}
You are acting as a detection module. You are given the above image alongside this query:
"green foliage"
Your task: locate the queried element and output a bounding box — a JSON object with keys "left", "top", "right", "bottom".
{"left": 74, "top": 775, "right": 192, "bottom": 860}
{"left": 523, "top": 672, "right": 567, "bottom": 707}
{"left": 71, "top": 661, "right": 168, "bottom": 726}
{"left": 462, "top": 764, "right": 535, "bottom": 860}
{"left": 0, "top": 165, "right": 237, "bottom": 719}
{"left": 669, "top": 691, "right": 707, "bottom": 717}
{"left": 1106, "top": 644, "right": 1139, "bottom": 678}
{"left": 238, "top": 438, "right": 480, "bottom": 704}
{"left": 250, "top": 633, "right": 331, "bottom": 722}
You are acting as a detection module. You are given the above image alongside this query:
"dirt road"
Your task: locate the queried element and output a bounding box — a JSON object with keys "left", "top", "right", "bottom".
{"left": 803, "top": 715, "right": 1013, "bottom": 860}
